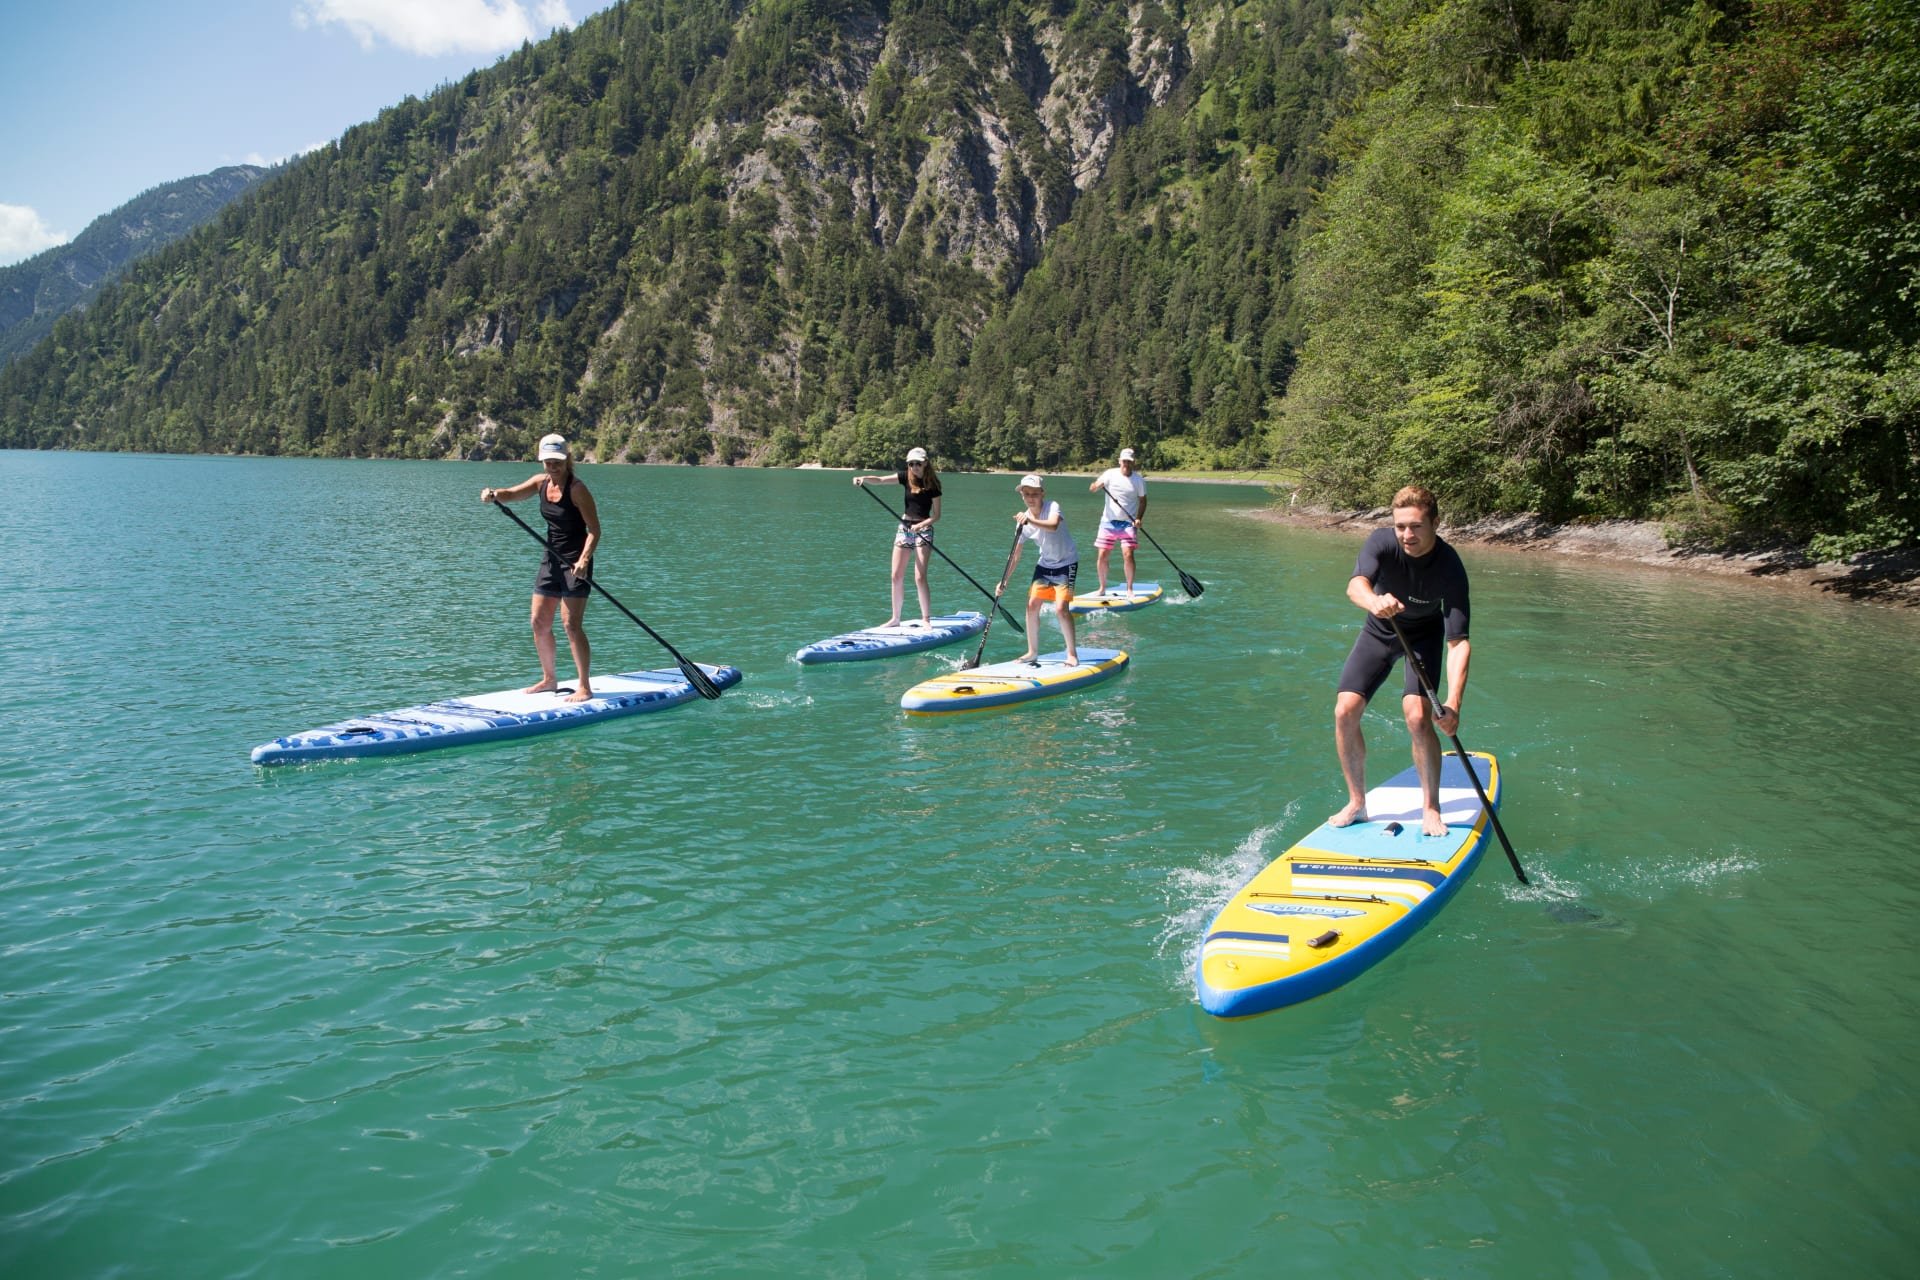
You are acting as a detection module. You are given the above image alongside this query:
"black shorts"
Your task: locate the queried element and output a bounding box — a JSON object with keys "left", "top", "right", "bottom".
{"left": 1338, "top": 626, "right": 1442, "bottom": 702}
{"left": 534, "top": 556, "right": 592, "bottom": 599}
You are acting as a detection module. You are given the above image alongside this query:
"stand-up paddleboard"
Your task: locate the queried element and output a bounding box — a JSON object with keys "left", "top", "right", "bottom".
{"left": 900, "top": 648, "right": 1127, "bottom": 714}
{"left": 251, "top": 664, "right": 744, "bottom": 764}
{"left": 1196, "top": 752, "right": 1500, "bottom": 1017}
{"left": 795, "top": 612, "right": 986, "bottom": 663}
{"left": 1068, "top": 582, "right": 1163, "bottom": 614}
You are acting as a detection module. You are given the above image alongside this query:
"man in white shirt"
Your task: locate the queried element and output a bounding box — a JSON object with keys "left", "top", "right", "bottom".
{"left": 1088, "top": 448, "right": 1148, "bottom": 595}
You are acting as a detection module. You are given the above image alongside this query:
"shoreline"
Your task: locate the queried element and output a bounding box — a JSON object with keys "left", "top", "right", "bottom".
{"left": 1243, "top": 505, "right": 1920, "bottom": 610}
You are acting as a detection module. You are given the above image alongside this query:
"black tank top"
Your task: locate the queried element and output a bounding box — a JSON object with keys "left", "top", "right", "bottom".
{"left": 541, "top": 477, "right": 589, "bottom": 562}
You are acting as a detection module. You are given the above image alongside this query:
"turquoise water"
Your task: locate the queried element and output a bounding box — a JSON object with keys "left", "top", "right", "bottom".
{"left": 3, "top": 451, "right": 1916, "bottom": 1277}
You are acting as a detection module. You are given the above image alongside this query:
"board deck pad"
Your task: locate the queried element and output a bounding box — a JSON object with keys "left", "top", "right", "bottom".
{"left": 1068, "top": 582, "right": 1163, "bottom": 614}
{"left": 1196, "top": 752, "right": 1500, "bottom": 1017}
{"left": 251, "top": 664, "right": 743, "bottom": 764}
{"left": 899, "top": 648, "right": 1128, "bottom": 714}
{"left": 795, "top": 612, "right": 986, "bottom": 663}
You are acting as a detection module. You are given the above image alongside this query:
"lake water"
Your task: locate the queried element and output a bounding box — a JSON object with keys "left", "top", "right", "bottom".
{"left": 3, "top": 451, "right": 1916, "bottom": 1277}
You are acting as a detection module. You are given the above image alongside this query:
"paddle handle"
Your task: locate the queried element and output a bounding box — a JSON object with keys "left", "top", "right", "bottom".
{"left": 1386, "top": 615, "right": 1528, "bottom": 884}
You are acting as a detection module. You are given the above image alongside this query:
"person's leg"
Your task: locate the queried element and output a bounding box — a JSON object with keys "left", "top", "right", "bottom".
{"left": 1020, "top": 587, "right": 1042, "bottom": 661}
{"left": 1403, "top": 693, "right": 1447, "bottom": 835}
{"left": 1095, "top": 538, "right": 1112, "bottom": 593}
{"left": 885, "top": 542, "right": 909, "bottom": 626}
{"left": 1121, "top": 540, "right": 1137, "bottom": 594}
{"left": 1331, "top": 690, "right": 1370, "bottom": 825}
{"left": 559, "top": 596, "right": 592, "bottom": 702}
{"left": 1058, "top": 596, "right": 1077, "bottom": 665}
{"left": 526, "top": 595, "right": 560, "bottom": 693}
{"left": 913, "top": 541, "right": 932, "bottom": 625}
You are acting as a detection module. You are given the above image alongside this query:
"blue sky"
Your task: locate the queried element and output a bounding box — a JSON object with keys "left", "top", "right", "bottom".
{"left": 0, "top": 1, "right": 612, "bottom": 266}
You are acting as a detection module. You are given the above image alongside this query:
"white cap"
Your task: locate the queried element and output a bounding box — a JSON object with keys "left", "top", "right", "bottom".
{"left": 1016, "top": 474, "right": 1045, "bottom": 491}
{"left": 906, "top": 446, "right": 928, "bottom": 462}
{"left": 1118, "top": 448, "right": 1136, "bottom": 462}
{"left": 537, "top": 433, "right": 569, "bottom": 461}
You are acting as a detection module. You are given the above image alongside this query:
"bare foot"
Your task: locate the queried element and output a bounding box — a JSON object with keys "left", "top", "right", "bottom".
{"left": 565, "top": 687, "right": 594, "bottom": 704}
{"left": 1329, "top": 800, "right": 1367, "bottom": 828}
{"left": 523, "top": 679, "right": 559, "bottom": 695}
{"left": 1064, "top": 654, "right": 1079, "bottom": 667}
{"left": 1421, "top": 810, "right": 1448, "bottom": 837}
{"left": 1018, "top": 652, "right": 1038, "bottom": 663}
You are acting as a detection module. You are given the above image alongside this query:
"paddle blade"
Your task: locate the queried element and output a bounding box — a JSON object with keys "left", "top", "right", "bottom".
{"left": 680, "top": 659, "right": 725, "bottom": 700}
{"left": 1179, "top": 570, "right": 1205, "bottom": 597}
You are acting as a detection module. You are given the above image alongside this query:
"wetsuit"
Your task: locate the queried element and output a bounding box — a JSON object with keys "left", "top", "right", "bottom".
{"left": 535, "top": 478, "right": 593, "bottom": 598}
{"left": 1338, "top": 527, "right": 1470, "bottom": 701}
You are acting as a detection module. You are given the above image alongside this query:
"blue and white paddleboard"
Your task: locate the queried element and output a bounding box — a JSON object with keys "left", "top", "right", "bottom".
{"left": 795, "top": 612, "right": 986, "bottom": 663}
{"left": 1196, "top": 752, "right": 1501, "bottom": 1017}
{"left": 1068, "top": 582, "right": 1163, "bottom": 614}
{"left": 899, "top": 648, "right": 1128, "bottom": 714}
{"left": 251, "top": 664, "right": 743, "bottom": 764}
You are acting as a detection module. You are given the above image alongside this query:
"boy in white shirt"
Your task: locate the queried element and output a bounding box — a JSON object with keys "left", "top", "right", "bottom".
{"left": 1011, "top": 474, "right": 1079, "bottom": 667}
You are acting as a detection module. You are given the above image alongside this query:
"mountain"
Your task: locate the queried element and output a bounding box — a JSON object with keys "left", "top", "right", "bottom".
{"left": 0, "top": 165, "right": 270, "bottom": 365}
{"left": 0, "top": 0, "right": 1347, "bottom": 469}
{"left": 0, "top": 0, "right": 1911, "bottom": 556}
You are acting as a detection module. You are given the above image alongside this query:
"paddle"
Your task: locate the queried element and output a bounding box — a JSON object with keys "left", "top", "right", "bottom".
{"left": 1388, "top": 615, "right": 1527, "bottom": 884}
{"left": 962, "top": 525, "right": 1027, "bottom": 671}
{"left": 489, "top": 499, "right": 724, "bottom": 700}
{"left": 856, "top": 482, "right": 1024, "bottom": 633}
{"left": 1113, "top": 497, "right": 1204, "bottom": 598}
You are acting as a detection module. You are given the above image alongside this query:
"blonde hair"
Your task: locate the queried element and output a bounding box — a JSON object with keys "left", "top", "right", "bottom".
{"left": 1391, "top": 484, "right": 1438, "bottom": 523}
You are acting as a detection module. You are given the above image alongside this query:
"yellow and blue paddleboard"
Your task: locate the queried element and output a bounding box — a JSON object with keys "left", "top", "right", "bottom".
{"left": 900, "top": 648, "right": 1128, "bottom": 714}
{"left": 1068, "top": 582, "right": 1162, "bottom": 614}
{"left": 1196, "top": 751, "right": 1500, "bottom": 1017}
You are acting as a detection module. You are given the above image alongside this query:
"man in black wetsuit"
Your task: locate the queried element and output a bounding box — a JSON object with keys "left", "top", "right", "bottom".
{"left": 1331, "top": 484, "right": 1471, "bottom": 838}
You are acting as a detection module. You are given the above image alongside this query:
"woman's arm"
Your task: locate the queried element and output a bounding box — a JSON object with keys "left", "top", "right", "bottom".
{"left": 571, "top": 482, "right": 601, "bottom": 573}
{"left": 914, "top": 495, "right": 941, "bottom": 532}
{"left": 852, "top": 474, "right": 900, "bottom": 487}
{"left": 481, "top": 474, "right": 544, "bottom": 503}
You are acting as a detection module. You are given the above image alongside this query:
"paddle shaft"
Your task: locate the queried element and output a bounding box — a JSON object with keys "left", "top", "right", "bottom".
{"left": 1386, "top": 614, "right": 1528, "bottom": 884}
{"left": 858, "top": 481, "right": 1024, "bottom": 632}
{"left": 963, "top": 526, "right": 1027, "bottom": 670}
{"left": 488, "top": 497, "right": 723, "bottom": 700}
{"left": 1111, "top": 496, "right": 1204, "bottom": 598}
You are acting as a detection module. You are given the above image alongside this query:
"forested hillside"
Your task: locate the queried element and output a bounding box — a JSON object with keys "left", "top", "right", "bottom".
{"left": 0, "top": 0, "right": 1912, "bottom": 554}
{"left": 1272, "top": 0, "right": 1917, "bottom": 555}
{"left": 0, "top": 165, "right": 268, "bottom": 365}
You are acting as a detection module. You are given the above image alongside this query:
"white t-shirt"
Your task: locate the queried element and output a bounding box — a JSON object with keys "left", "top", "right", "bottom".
{"left": 1021, "top": 500, "right": 1078, "bottom": 567}
{"left": 1094, "top": 467, "right": 1146, "bottom": 523}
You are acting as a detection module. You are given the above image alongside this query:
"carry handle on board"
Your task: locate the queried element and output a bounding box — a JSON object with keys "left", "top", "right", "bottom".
{"left": 1387, "top": 614, "right": 1527, "bottom": 884}
{"left": 857, "top": 482, "right": 1024, "bottom": 633}
{"left": 489, "top": 499, "right": 724, "bottom": 700}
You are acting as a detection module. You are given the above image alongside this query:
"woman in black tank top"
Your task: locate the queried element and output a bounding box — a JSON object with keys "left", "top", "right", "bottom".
{"left": 480, "top": 433, "right": 602, "bottom": 702}
{"left": 851, "top": 447, "right": 943, "bottom": 627}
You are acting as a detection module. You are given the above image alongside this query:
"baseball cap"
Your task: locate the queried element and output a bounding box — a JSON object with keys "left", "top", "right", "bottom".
{"left": 1016, "top": 474, "right": 1045, "bottom": 491}
{"left": 1118, "top": 448, "right": 1136, "bottom": 461}
{"left": 537, "top": 434, "right": 569, "bottom": 461}
{"left": 906, "top": 446, "right": 928, "bottom": 462}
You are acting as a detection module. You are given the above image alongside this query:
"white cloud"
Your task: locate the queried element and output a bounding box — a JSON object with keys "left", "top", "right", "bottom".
{"left": 294, "top": 1, "right": 574, "bottom": 58}
{"left": 0, "top": 204, "right": 70, "bottom": 265}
